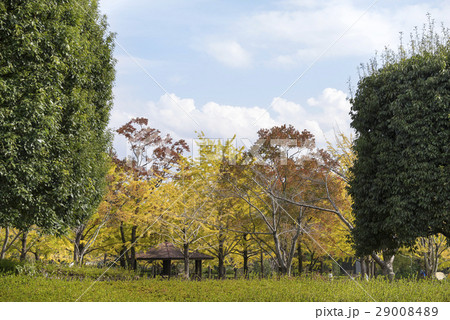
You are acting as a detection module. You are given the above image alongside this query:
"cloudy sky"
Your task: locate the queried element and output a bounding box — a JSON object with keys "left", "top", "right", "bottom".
{"left": 98, "top": 0, "right": 450, "bottom": 156}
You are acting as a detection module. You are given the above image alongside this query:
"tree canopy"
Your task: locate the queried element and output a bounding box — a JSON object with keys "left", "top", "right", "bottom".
{"left": 0, "top": 0, "right": 115, "bottom": 231}
{"left": 349, "top": 21, "right": 450, "bottom": 256}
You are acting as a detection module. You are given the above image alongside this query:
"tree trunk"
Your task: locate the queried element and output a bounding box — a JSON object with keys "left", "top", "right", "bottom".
{"left": 278, "top": 264, "right": 288, "bottom": 275}
{"left": 297, "top": 240, "right": 303, "bottom": 275}
{"left": 372, "top": 260, "right": 376, "bottom": 278}
{"left": 119, "top": 222, "right": 129, "bottom": 268}
{"left": 73, "top": 225, "right": 84, "bottom": 265}
{"left": 130, "top": 226, "right": 137, "bottom": 270}
{"left": 372, "top": 260, "right": 375, "bottom": 278}
{"left": 432, "top": 242, "right": 439, "bottom": 276}
{"left": 360, "top": 257, "right": 368, "bottom": 279}
{"left": 243, "top": 234, "right": 248, "bottom": 278}
{"left": 309, "top": 251, "right": 315, "bottom": 272}
{"left": 371, "top": 252, "right": 395, "bottom": 281}
{"left": 33, "top": 249, "right": 40, "bottom": 262}
{"left": 424, "top": 257, "right": 430, "bottom": 277}
{"left": 183, "top": 242, "right": 190, "bottom": 279}
{"left": 119, "top": 249, "right": 126, "bottom": 268}
{"left": 423, "top": 236, "right": 439, "bottom": 278}
{"left": 260, "top": 249, "right": 264, "bottom": 278}
{"left": 1, "top": 227, "right": 9, "bottom": 259}
{"left": 20, "top": 231, "right": 28, "bottom": 261}
{"left": 272, "top": 232, "right": 289, "bottom": 275}
{"left": 285, "top": 227, "right": 302, "bottom": 277}
{"left": 381, "top": 253, "right": 395, "bottom": 282}
{"left": 218, "top": 236, "right": 225, "bottom": 279}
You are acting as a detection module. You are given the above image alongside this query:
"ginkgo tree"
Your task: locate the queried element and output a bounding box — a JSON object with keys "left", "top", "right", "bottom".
{"left": 193, "top": 136, "right": 247, "bottom": 279}
{"left": 157, "top": 157, "right": 215, "bottom": 279}
{"left": 76, "top": 118, "right": 190, "bottom": 268}
{"left": 94, "top": 160, "right": 167, "bottom": 269}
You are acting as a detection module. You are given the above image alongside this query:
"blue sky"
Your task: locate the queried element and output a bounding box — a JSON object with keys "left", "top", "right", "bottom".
{"left": 98, "top": 0, "right": 450, "bottom": 156}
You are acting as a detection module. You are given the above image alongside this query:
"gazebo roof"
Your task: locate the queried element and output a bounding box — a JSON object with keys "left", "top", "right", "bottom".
{"left": 136, "top": 242, "right": 214, "bottom": 261}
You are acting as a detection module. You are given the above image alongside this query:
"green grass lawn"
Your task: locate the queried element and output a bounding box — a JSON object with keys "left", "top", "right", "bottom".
{"left": 0, "top": 275, "right": 448, "bottom": 302}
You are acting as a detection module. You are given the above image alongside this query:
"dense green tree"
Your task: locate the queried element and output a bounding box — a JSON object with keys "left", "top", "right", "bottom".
{"left": 0, "top": 1, "right": 115, "bottom": 231}
{"left": 349, "top": 20, "right": 450, "bottom": 257}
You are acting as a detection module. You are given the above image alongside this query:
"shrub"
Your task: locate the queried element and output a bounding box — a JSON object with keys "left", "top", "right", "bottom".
{"left": 0, "top": 259, "right": 21, "bottom": 274}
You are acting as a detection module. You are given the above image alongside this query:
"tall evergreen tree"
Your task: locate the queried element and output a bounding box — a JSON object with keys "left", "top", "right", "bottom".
{"left": 349, "top": 19, "right": 450, "bottom": 256}
{"left": 0, "top": 0, "right": 115, "bottom": 232}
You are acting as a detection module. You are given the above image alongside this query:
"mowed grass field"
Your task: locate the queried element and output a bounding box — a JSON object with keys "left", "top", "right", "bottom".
{"left": 0, "top": 275, "right": 448, "bottom": 302}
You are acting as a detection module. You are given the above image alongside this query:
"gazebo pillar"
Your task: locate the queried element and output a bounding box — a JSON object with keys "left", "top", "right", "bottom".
{"left": 195, "top": 260, "right": 202, "bottom": 279}
{"left": 162, "top": 259, "right": 171, "bottom": 277}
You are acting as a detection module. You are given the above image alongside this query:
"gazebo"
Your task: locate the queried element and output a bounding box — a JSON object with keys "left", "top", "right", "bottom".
{"left": 136, "top": 242, "right": 214, "bottom": 278}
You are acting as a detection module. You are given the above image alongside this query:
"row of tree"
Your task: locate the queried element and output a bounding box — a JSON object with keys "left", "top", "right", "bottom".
{"left": 0, "top": 118, "right": 353, "bottom": 275}
{"left": 1, "top": 118, "right": 448, "bottom": 279}
{"left": 0, "top": 2, "right": 448, "bottom": 280}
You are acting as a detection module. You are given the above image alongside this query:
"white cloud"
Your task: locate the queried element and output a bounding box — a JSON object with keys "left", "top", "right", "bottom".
{"left": 237, "top": 4, "right": 392, "bottom": 63}
{"left": 205, "top": 40, "right": 252, "bottom": 68}
{"left": 271, "top": 97, "right": 306, "bottom": 120}
{"left": 109, "top": 109, "right": 135, "bottom": 130}
{"left": 268, "top": 88, "right": 352, "bottom": 146}
{"left": 145, "top": 93, "right": 275, "bottom": 140}
{"left": 110, "top": 88, "right": 352, "bottom": 155}
{"left": 207, "top": 1, "right": 450, "bottom": 67}
{"left": 306, "top": 88, "right": 352, "bottom": 143}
